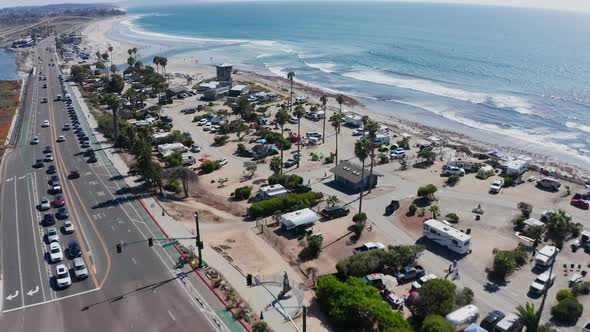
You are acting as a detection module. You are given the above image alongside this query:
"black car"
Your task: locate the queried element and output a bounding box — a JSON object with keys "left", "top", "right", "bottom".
{"left": 479, "top": 310, "right": 506, "bottom": 332}
{"left": 46, "top": 165, "right": 57, "bottom": 174}
{"left": 320, "top": 205, "right": 350, "bottom": 220}
{"left": 44, "top": 146, "right": 52, "bottom": 153}
{"left": 69, "top": 169, "right": 80, "bottom": 179}
{"left": 34, "top": 159, "right": 45, "bottom": 168}
{"left": 56, "top": 207, "right": 69, "bottom": 219}
{"left": 68, "top": 241, "right": 82, "bottom": 259}
{"left": 84, "top": 149, "right": 95, "bottom": 157}
{"left": 87, "top": 156, "right": 97, "bottom": 163}
{"left": 284, "top": 159, "right": 299, "bottom": 168}
{"left": 50, "top": 175, "right": 59, "bottom": 185}
{"left": 42, "top": 213, "right": 56, "bottom": 226}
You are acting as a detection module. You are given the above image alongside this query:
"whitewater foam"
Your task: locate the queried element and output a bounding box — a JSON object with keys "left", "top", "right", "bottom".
{"left": 566, "top": 121, "right": 590, "bottom": 134}
{"left": 304, "top": 62, "right": 338, "bottom": 74}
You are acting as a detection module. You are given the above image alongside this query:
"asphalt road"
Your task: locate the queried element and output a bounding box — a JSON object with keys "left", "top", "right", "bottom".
{"left": 0, "top": 39, "right": 235, "bottom": 331}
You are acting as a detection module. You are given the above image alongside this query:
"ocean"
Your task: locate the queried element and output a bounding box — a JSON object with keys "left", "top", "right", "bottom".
{"left": 0, "top": 49, "right": 18, "bottom": 80}
{"left": 116, "top": 2, "right": 590, "bottom": 170}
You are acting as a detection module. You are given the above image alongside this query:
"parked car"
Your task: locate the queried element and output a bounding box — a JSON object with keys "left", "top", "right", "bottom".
{"left": 393, "top": 265, "right": 425, "bottom": 283}
{"left": 46, "top": 227, "right": 59, "bottom": 243}
{"left": 73, "top": 257, "right": 89, "bottom": 279}
{"left": 190, "top": 144, "right": 202, "bottom": 153}
{"left": 39, "top": 197, "right": 51, "bottom": 211}
{"left": 529, "top": 271, "right": 556, "bottom": 295}
{"left": 411, "top": 274, "right": 437, "bottom": 290}
{"left": 284, "top": 158, "right": 299, "bottom": 168}
{"left": 536, "top": 177, "right": 561, "bottom": 191}
{"left": 55, "top": 264, "right": 72, "bottom": 288}
{"left": 53, "top": 195, "right": 65, "bottom": 207}
{"left": 33, "top": 159, "right": 44, "bottom": 168}
{"left": 46, "top": 165, "right": 56, "bottom": 174}
{"left": 48, "top": 242, "right": 63, "bottom": 262}
{"left": 42, "top": 213, "right": 56, "bottom": 226}
{"left": 288, "top": 116, "right": 298, "bottom": 124}
{"left": 320, "top": 205, "right": 350, "bottom": 220}
{"left": 353, "top": 242, "right": 385, "bottom": 255}
{"left": 571, "top": 198, "right": 589, "bottom": 210}
{"left": 489, "top": 179, "right": 504, "bottom": 193}
{"left": 67, "top": 241, "right": 82, "bottom": 259}
{"left": 442, "top": 166, "right": 465, "bottom": 176}
{"left": 218, "top": 158, "right": 228, "bottom": 167}
{"left": 63, "top": 220, "right": 75, "bottom": 234}
{"left": 197, "top": 119, "right": 208, "bottom": 126}
{"left": 390, "top": 151, "right": 406, "bottom": 159}
{"left": 479, "top": 310, "right": 506, "bottom": 332}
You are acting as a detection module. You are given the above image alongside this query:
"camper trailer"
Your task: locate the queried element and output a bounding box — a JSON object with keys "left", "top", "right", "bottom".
{"left": 445, "top": 305, "right": 479, "bottom": 331}
{"left": 423, "top": 219, "right": 472, "bottom": 255}
{"left": 535, "top": 245, "right": 558, "bottom": 268}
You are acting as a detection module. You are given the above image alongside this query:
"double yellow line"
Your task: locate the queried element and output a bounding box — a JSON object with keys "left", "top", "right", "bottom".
{"left": 44, "top": 47, "right": 111, "bottom": 289}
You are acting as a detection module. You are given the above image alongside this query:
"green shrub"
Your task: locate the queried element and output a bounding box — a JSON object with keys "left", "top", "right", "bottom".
{"left": 417, "top": 184, "right": 438, "bottom": 200}
{"left": 166, "top": 151, "right": 182, "bottom": 167}
{"left": 164, "top": 179, "right": 181, "bottom": 193}
{"left": 422, "top": 315, "right": 456, "bottom": 332}
{"left": 248, "top": 192, "right": 319, "bottom": 218}
{"left": 557, "top": 289, "right": 574, "bottom": 301}
{"left": 201, "top": 160, "right": 220, "bottom": 174}
{"left": 447, "top": 174, "right": 460, "bottom": 185}
{"left": 407, "top": 204, "right": 417, "bottom": 216}
{"left": 268, "top": 174, "right": 303, "bottom": 189}
{"left": 455, "top": 287, "right": 474, "bottom": 306}
{"left": 504, "top": 176, "right": 514, "bottom": 187}
{"left": 336, "top": 245, "right": 424, "bottom": 278}
{"left": 325, "top": 153, "right": 334, "bottom": 164}
{"left": 213, "top": 135, "right": 229, "bottom": 146}
{"left": 234, "top": 186, "right": 252, "bottom": 200}
{"left": 192, "top": 113, "right": 210, "bottom": 122}
{"left": 298, "top": 235, "right": 323, "bottom": 261}
{"left": 551, "top": 297, "right": 583, "bottom": 323}
{"left": 572, "top": 281, "right": 590, "bottom": 296}
{"left": 397, "top": 139, "right": 410, "bottom": 150}
{"left": 353, "top": 212, "right": 367, "bottom": 223}
{"left": 445, "top": 213, "right": 459, "bottom": 224}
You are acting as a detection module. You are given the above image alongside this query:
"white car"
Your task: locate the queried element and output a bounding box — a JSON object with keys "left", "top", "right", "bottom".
{"left": 31, "top": 136, "right": 40, "bottom": 145}
{"left": 52, "top": 184, "right": 62, "bottom": 194}
{"left": 57, "top": 135, "right": 66, "bottom": 142}
{"left": 45, "top": 153, "right": 54, "bottom": 161}
{"left": 203, "top": 123, "right": 212, "bottom": 131}
{"left": 210, "top": 125, "right": 220, "bottom": 133}
{"left": 46, "top": 227, "right": 59, "bottom": 243}
{"left": 63, "top": 220, "right": 75, "bottom": 234}
{"left": 197, "top": 119, "right": 208, "bottom": 126}
{"left": 391, "top": 147, "right": 405, "bottom": 154}
{"left": 489, "top": 179, "right": 504, "bottom": 193}
{"left": 73, "top": 257, "right": 89, "bottom": 279}
{"left": 411, "top": 274, "right": 438, "bottom": 290}
{"left": 48, "top": 242, "right": 63, "bottom": 262}
{"left": 42, "top": 120, "right": 50, "bottom": 127}
{"left": 55, "top": 264, "right": 72, "bottom": 288}
{"left": 288, "top": 116, "right": 298, "bottom": 124}
{"left": 39, "top": 196, "right": 51, "bottom": 211}
{"left": 390, "top": 151, "right": 406, "bottom": 159}
{"left": 352, "top": 128, "right": 366, "bottom": 136}
{"left": 190, "top": 144, "right": 202, "bottom": 153}
{"left": 218, "top": 158, "right": 228, "bottom": 167}
{"left": 443, "top": 166, "right": 465, "bottom": 176}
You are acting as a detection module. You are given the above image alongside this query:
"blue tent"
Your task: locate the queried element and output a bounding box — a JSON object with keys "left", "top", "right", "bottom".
{"left": 464, "top": 323, "right": 486, "bottom": 332}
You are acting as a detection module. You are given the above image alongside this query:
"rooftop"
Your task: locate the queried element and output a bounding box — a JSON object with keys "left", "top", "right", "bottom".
{"left": 425, "top": 219, "right": 472, "bottom": 242}
{"left": 280, "top": 208, "right": 319, "bottom": 230}
{"left": 329, "top": 160, "right": 381, "bottom": 184}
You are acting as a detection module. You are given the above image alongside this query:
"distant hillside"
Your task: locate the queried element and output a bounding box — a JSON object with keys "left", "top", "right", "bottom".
{"left": 0, "top": 3, "right": 125, "bottom": 27}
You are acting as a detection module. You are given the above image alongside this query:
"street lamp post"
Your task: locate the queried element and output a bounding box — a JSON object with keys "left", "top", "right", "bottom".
{"left": 195, "top": 211, "right": 203, "bottom": 268}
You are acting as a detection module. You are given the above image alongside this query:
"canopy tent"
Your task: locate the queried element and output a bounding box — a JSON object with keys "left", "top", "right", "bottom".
{"left": 311, "top": 152, "right": 324, "bottom": 161}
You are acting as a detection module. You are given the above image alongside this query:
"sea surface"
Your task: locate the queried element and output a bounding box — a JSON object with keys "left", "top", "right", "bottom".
{"left": 117, "top": 2, "right": 590, "bottom": 170}
{"left": 0, "top": 49, "right": 18, "bottom": 80}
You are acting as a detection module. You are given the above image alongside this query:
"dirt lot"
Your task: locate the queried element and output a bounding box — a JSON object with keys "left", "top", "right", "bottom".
{"left": 0, "top": 80, "right": 21, "bottom": 142}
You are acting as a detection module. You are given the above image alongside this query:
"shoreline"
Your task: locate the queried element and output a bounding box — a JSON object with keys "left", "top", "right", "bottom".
{"left": 82, "top": 15, "right": 590, "bottom": 182}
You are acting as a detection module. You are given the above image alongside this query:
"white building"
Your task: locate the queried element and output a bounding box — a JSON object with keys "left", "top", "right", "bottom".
{"left": 280, "top": 208, "right": 320, "bottom": 231}
{"left": 423, "top": 219, "right": 472, "bottom": 254}
{"left": 257, "top": 184, "right": 288, "bottom": 200}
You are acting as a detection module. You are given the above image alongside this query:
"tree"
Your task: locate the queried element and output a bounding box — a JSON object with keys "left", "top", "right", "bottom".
{"left": 299, "top": 235, "right": 323, "bottom": 261}
{"left": 234, "top": 186, "right": 252, "bottom": 200}
{"left": 103, "top": 93, "right": 121, "bottom": 142}
{"left": 417, "top": 184, "right": 438, "bottom": 201}
{"left": 418, "top": 148, "right": 436, "bottom": 164}
{"left": 551, "top": 296, "right": 583, "bottom": 323}
{"left": 245, "top": 164, "right": 257, "bottom": 179}
{"left": 269, "top": 156, "right": 282, "bottom": 175}
{"left": 545, "top": 209, "right": 582, "bottom": 248}
{"left": 106, "top": 74, "right": 125, "bottom": 94}
{"left": 493, "top": 250, "right": 517, "bottom": 279}
{"left": 516, "top": 302, "right": 538, "bottom": 332}
{"left": 201, "top": 160, "right": 220, "bottom": 174}
{"left": 445, "top": 213, "right": 459, "bottom": 224}
{"left": 160, "top": 56, "right": 168, "bottom": 81}
{"left": 335, "top": 245, "right": 424, "bottom": 278}
{"left": 455, "top": 287, "right": 474, "bottom": 307}
{"left": 429, "top": 205, "right": 440, "bottom": 219}
{"left": 166, "top": 151, "right": 182, "bottom": 167}
{"left": 320, "top": 94, "right": 327, "bottom": 143}
{"left": 164, "top": 167, "right": 198, "bottom": 198}
{"left": 293, "top": 104, "right": 305, "bottom": 167}
{"left": 422, "top": 315, "right": 456, "bottom": 332}
{"left": 287, "top": 71, "right": 295, "bottom": 115}
{"left": 412, "top": 279, "right": 456, "bottom": 318}
{"left": 327, "top": 195, "right": 339, "bottom": 207}
{"left": 213, "top": 135, "right": 229, "bottom": 146}
{"left": 252, "top": 321, "right": 270, "bottom": 332}
{"left": 336, "top": 94, "right": 344, "bottom": 115}
{"left": 354, "top": 137, "right": 372, "bottom": 216}
{"left": 365, "top": 120, "right": 380, "bottom": 193}
{"left": 274, "top": 109, "right": 290, "bottom": 174}
{"left": 446, "top": 174, "right": 460, "bottom": 186}
{"left": 517, "top": 202, "right": 533, "bottom": 218}
{"left": 329, "top": 112, "right": 343, "bottom": 166}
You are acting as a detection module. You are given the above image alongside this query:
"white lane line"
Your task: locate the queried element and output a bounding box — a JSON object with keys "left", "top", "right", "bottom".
{"left": 14, "top": 180, "right": 25, "bottom": 307}
{"left": 167, "top": 310, "right": 176, "bottom": 321}
{"left": 26, "top": 173, "right": 48, "bottom": 302}
{"left": 111, "top": 225, "right": 115, "bottom": 231}
{"left": 2, "top": 287, "right": 100, "bottom": 313}
{"left": 131, "top": 257, "right": 137, "bottom": 265}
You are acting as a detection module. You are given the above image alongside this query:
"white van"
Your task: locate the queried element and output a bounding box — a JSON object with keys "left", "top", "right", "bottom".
{"left": 445, "top": 305, "right": 479, "bottom": 331}
{"left": 494, "top": 313, "right": 521, "bottom": 332}
{"left": 529, "top": 271, "right": 556, "bottom": 295}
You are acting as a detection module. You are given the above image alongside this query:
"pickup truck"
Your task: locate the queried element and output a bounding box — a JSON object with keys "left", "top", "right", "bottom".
{"left": 393, "top": 265, "right": 425, "bottom": 283}
{"left": 352, "top": 242, "right": 385, "bottom": 255}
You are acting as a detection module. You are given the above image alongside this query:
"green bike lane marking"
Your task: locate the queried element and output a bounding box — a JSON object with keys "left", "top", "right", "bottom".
{"left": 216, "top": 309, "right": 245, "bottom": 332}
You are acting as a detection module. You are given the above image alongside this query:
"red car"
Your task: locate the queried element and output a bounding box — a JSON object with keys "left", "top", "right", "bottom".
{"left": 571, "top": 199, "right": 589, "bottom": 210}
{"left": 54, "top": 195, "right": 65, "bottom": 207}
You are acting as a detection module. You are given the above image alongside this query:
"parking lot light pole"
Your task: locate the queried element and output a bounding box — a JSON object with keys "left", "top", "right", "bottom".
{"left": 195, "top": 211, "right": 203, "bottom": 268}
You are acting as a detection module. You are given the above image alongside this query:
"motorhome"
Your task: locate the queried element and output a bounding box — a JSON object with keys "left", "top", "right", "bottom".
{"left": 423, "top": 219, "right": 472, "bottom": 254}
{"left": 344, "top": 113, "right": 363, "bottom": 127}
{"left": 295, "top": 96, "right": 308, "bottom": 104}
{"left": 257, "top": 184, "right": 288, "bottom": 201}
{"left": 494, "top": 313, "right": 521, "bottom": 332}
{"left": 372, "top": 134, "right": 390, "bottom": 146}
{"left": 534, "top": 245, "right": 558, "bottom": 268}
{"left": 445, "top": 305, "right": 479, "bottom": 331}
{"left": 157, "top": 143, "right": 188, "bottom": 157}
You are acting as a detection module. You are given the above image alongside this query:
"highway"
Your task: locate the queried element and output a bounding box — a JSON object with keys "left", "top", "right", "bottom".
{"left": 0, "top": 39, "right": 236, "bottom": 331}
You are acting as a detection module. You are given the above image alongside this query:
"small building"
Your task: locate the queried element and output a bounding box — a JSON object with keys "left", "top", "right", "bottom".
{"left": 203, "top": 85, "right": 230, "bottom": 101}
{"left": 216, "top": 63, "right": 233, "bottom": 82}
{"left": 197, "top": 81, "right": 220, "bottom": 93}
{"left": 329, "top": 160, "right": 380, "bottom": 192}
{"left": 280, "top": 208, "right": 320, "bottom": 231}
{"left": 229, "top": 84, "right": 249, "bottom": 97}
{"left": 167, "top": 86, "right": 188, "bottom": 97}
{"left": 257, "top": 184, "right": 288, "bottom": 200}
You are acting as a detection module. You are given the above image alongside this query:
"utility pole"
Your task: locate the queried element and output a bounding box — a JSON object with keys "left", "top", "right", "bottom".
{"left": 302, "top": 306, "right": 307, "bottom": 332}
{"left": 195, "top": 211, "right": 203, "bottom": 268}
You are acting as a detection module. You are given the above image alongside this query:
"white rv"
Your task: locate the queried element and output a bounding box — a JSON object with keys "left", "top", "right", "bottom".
{"left": 535, "top": 245, "right": 558, "bottom": 268}
{"left": 372, "top": 134, "right": 390, "bottom": 146}
{"left": 423, "top": 219, "right": 472, "bottom": 255}
{"left": 157, "top": 143, "right": 189, "bottom": 157}
{"left": 445, "top": 305, "right": 479, "bottom": 331}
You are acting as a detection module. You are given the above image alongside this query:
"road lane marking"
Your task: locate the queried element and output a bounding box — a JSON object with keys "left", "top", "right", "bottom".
{"left": 5, "top": 177, "right": 13, "bottom": 182}
{"left": 27, "top": 173, "right": 49, "bottom": 302}
{"left": 26, "top": 286, "right": 40, "bottom": 296}
{"left": 5, "top": 290, "right": 19, "bottom": 301}
{"left": 18, "top": 175, "right": 25, "bottom": 180}
{"left": 167, "top": 310, "right": 176, "bottom": 321}
{"left": 2, "top": 287, "right": 100, "bottom": 313}
{"left": 13, "top": 180, "right": 25, "bottom": 307}
{"left": 131, "top": 257, "right": 137, "bottom": 265}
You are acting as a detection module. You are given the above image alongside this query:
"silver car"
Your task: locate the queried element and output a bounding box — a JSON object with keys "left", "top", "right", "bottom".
{"left": 39, "top": 197, "right": 51, "bottom": 211}
{"left": 46, "top": 227, "right": 59, "bottom": 243}
{"left": 73, "top": 257, "right": 88, "bottom": 279}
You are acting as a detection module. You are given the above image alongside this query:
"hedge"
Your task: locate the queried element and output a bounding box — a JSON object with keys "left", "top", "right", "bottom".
{"left": 248, "top": 192, "right": 319, "bottom": 218}
{"left": 268, "top": 174, "right": 303, "bottom": 189}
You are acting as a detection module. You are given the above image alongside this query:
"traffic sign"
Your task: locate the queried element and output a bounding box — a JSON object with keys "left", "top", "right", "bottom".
{"left": 162, "top": 240, "right": 180, "bottom": 248}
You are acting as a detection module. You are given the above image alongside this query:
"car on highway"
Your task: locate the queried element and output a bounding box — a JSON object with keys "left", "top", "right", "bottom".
{"left": 489, "top": 179, "right": 504, "bottom": 193}
{"left": 67, "top": 241, "right": 82, "bottom": 259}
{"left": 42, "top": 213, "right": 56, "bottom": 226}
{"left": 33, "top": 159, "right": 45, "bottom": 168}
{"left": 42, "top": 84, "right": 47, "bottom": 89}
{"left": 44, "top": 145, "right": 52, "bottom": 153}
{"left": 51, "top": 184, "right": 62, "bottom": 194}
{"left": 55, "top": 264, "right": 72, "bottom": 288}
{"left": 81, "top": 141, "right": 91, "bottom": 148}
{"left": 73, "top": 257, "right": 88, "bottom": 280}
{"left": 39, "top": 197, "right": 51, "bottom": 211}
{"left": 63, "top": 220, "right": 75, "bottom": 234}
{"left": 45, "top": 153, "right": 54, "bottom": 162}
{"left": 41, "top": 97, "right": 47, "bottom": 103}
{"left": 69, "top": 170, "right": 80, "bottom": 179}
{"left": 31, "top": 136, "right": 40, "bottom": 145}
{"left": 63, "top": 124, "right": 70, "bottom": 131}
{"left": 57, "top": 135, "right": 66, "bottom": 142}
{"left": 46, "top": 165, "right": 56, "bottom": 174}
{"left": 46, "top": 227, "right": 59, "bottom": 243}
{"left": 42, "top": 120, "right": 50, "bottom": 127}
{"left": 87, "top": 155, "right": 97, "bottom": 163}
{"left": 48, "top": 242, "right": 63, "bottom": 262}
{"left": 53, "top": 195, "right": 65, "bottom": 207}
{"left": 56, "top": 207, "right": 69, "bottom": 219}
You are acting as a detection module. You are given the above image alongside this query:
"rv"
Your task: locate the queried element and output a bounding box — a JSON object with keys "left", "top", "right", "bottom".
{"left": 372, "top": 134, "right": 390, "bottom": 146}
{"left": 445, "top": 305, "right": 479, "bottom": 331}
{"left": 423, "top": 219, "right": 472, "bottom": 255}
{"left": 295, "top": 96, "right": 308, "bottom": 104}
{"left": 344, "top": 114, "right": 363, "bottom": 127}
{"left": 257, "top": 184, "right": 288, "bottom": 201}
{"left": 494, "top": 313, "right": 521, "bottom": 332}
{"left": 157, "top": 143, "right": 188, "bottom": 156}
{"left": 534, "top": 245, "right": 558, "bottom": 268}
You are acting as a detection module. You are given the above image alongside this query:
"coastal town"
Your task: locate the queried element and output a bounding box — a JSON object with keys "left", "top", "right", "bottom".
{"left": 1, "top": 3, "right": 590, "bottom": 332}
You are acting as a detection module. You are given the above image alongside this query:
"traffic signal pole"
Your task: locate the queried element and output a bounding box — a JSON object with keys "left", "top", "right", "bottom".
{"left": 195, "top": 211, "right": 204, "bottom": 268}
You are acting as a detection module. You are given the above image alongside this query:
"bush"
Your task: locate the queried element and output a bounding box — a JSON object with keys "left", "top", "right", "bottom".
{"left": 248, "top": 192, "right": 319, "bottom": 218}
{"left": 504, "top": 176, "right": 514, "bottom": 187}
{"left": 417, "top": 184, "right": 438, "bottom": 200}
{"left": 407, "top": 204, "right": 417, "bottom": 216}
{"left": 192, "top": 113, "right": 210, "bottom": 122}
{"left": 201, "top": 160, "right": 220, "bottom": 174}
{"left": 422, "top": 315, "right": 456, "bottom": 332}
{"left": 234, "top": 186, "right": 252, "bottom": 200}
{"left": 455, "top": 287, "right": 474, "bottom": 306}
{"left": 445, "top": 213, "right": 459, "bottom": 224}
{"left": 492, "top": 246, "right": 528, "bottom": 279}
{"left": 572, "top": 281, "right": 590, "bottom": 296}
{"left": 413, "top": 279, "right": 456, "bottom": 318}
{"left": 325, "top": 153, "right": 334, "bottom": 164}
{"left": 237, "top": 143, "right": 247, "bottom": 154}
{"left": 336, "top": 245, "right": 424, "bottom": 278}
{"left": 557, "top": 289, "right": 574, "bottom": 301}
{"left": 446, "top": 174, "right": 460, "bottom": 185}
{"left": 164, "top": 179, "right": 181, "bottom": 193}
{"left": 268, "top": 174, "right": 303, "bottom": 189}
{"left": 551, "top": 297, "right": 583, "bottom": 323}
{"left": 213, "top": 135, "right": 229, "bottom": 146}
{"left": 298, "top": 235, "right": 323, "bottom": 261}
{"left": 353, "top": 212, "right": 367, "bottom": 223}
{"left": 378, "top": 153, "right": 389, "bottom": 164}
{"left": 166, "top": 151, "right": 183, "bottom": 167}
{"left": 397, "top": 139, "right": 410, "bottom": 150}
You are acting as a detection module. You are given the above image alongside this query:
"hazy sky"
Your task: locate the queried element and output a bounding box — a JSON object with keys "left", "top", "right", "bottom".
{"left": 1, "top": 0, "right": 589, "bottom": 13}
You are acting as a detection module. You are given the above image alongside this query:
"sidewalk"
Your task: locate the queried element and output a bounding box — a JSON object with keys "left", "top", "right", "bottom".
{"left": 68, "top": 84, "right": 300, "bottom": 332}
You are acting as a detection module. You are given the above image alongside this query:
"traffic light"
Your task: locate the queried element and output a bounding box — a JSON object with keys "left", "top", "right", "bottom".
{"left": 148, "top": 238, "right": 153, "bottom": 247}
{"left": 246, "top": 274, "right": 253, "bottom": 287}
{"left": 116, "top": 243, "right": 122, "bottom": 254}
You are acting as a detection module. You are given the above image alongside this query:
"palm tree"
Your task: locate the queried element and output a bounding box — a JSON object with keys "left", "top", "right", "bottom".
{"left": 354, "top": 137, "right": 372, "bottom": 215}
{"left": 160, "top": 56, "right": 168, "bottom": 82}
{"left": 329, "top": 112, "right": 343, "bottom": 166}
{"left": 293, "top": 104, "right": 305, "bottom": 167}
{"left": 104, "top": 93, "right": 121, "bottom": 142}
{"left": 336, "top": 94, "right": 344, "bottom": 115}
{"left": 153, "top": 56, "right": 161, "bottom": 75}
{"left": 365, "top": 120, "right": 380, "bottom": 193}
{"left": 327, "top": 195, "right": 339, "bottom": 207}
{"left": 287, "top": 71, "right": 295, "bottom": 113}
{"left": 270, "top": 156, "right": 282, "bottom": 175}
{"left": 101, "top": 52, "right": 109, "bottom": 77}
{"left": 320, "top": 94, "right": 327, "bottom": 143}
{"left": 108, "top": 45, "right": 114, "bottom": 69}
{"left": 132, "top": 47, "right": 138, "bottom": 60}
{"left": 274, "top": 109, "right": 290, "bottom": 174}
{"left": 429, "top": 205, "right": 440, "bottom": 219}
{"left": 127, "top": 56, "right": 135, "bottom": 68}
{"left": 516, "top": 302, "right": 538, "bottom": 332}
